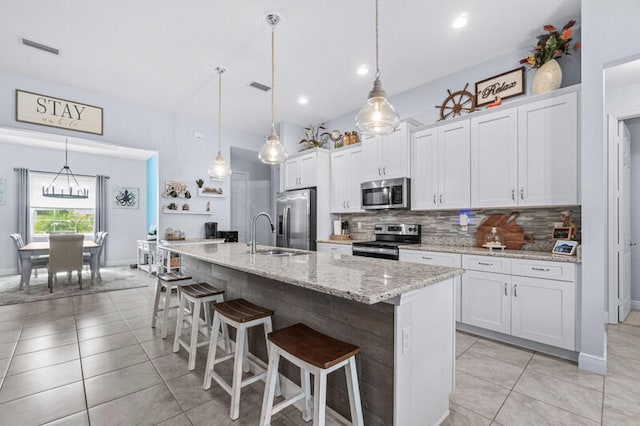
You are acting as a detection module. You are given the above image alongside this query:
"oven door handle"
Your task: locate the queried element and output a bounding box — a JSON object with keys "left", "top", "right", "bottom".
{"left": 352, "top": 246, "right": 398, "bottom": 256}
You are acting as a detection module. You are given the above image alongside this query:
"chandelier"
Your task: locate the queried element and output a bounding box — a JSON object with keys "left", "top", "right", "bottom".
{"left": 42, "top": 139, "right": 89, "bottom": 199}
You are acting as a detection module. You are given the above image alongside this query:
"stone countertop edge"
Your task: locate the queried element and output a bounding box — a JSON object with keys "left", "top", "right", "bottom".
{"left": 316, "top": 239, "right": 354, "bottom": 245}
{"left": 399, "top": 244, "right": 582, "bottom": 263}
{"left": 161, "top": 243, "right": 463, "bottom": 305}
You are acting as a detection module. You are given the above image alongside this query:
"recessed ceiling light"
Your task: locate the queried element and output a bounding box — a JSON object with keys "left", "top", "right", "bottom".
{"left": 298, "top": 96, "right": 309, "bottom": 105}
{"left": 452, "top": 15, "right": 468, "bottom": 29}
{"left": 357, "top": 64, "right": 369, "bottom": 76}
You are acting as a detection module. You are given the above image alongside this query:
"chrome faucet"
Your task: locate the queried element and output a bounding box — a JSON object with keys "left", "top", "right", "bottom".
{"left": 250, "top": 211, "right": 275, "bottom": 254}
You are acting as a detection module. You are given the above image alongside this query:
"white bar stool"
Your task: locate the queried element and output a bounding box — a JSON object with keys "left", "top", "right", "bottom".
{"left": 260, "top": 323, "right": 364, "bottom": 426}
{"left": 172, "top": 282, "right": 226, "bottom": 370}
{"left": 151, "top": 272, "right": 192, "bottom": 338}
{"left": 203, "top": 298, "right": 280, "bottom": 420}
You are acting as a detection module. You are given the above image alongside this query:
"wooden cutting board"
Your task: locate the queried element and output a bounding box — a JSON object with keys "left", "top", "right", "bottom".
{"left": 476, "top": 212, "right": 534, "bottom": 250}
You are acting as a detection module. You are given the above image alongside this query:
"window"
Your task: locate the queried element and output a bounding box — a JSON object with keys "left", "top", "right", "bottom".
{"left": 29, "top": 172, "right": 96, "bottom": 237}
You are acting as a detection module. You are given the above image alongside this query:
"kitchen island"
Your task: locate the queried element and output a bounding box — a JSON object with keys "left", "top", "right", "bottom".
{"left": 163, "top": 242, "right": 462, "bottom": 426}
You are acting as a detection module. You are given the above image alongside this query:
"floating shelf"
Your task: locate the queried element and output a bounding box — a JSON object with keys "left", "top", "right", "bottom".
{"left": 163, "top": 208, "right": 212, "bottom": 215}
{"left": 197, "top": 188, "right": 224, "bottom": 198}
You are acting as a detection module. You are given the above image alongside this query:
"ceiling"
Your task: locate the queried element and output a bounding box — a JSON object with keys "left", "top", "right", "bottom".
{"left": 1, "top": 1, "right": 581, "bottom": 136}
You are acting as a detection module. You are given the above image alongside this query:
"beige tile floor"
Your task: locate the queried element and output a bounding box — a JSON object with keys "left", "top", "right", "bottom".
{"left": 0, "top": 271, "right": 638, "bottom": 425}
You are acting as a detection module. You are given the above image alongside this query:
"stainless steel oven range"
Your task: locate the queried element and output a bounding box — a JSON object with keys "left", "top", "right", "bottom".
{"left": 352, "top": 223, "right": 421, "bottom": 260}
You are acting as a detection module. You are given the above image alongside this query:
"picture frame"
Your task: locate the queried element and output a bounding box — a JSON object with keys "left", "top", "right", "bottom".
{"left": 16, "top": 89, "right": 103, "bottom": 135}
{"left": 552, "top": 226, "right": 575, "bottom": 240}
{"left": 552, "top": 240, "right": 579, "bottom": 256}
{"left": 112, "top": 187, "right": 139, "bottom": 209}
{"left": 475, "top": 67, "right": 525, "bottom": 107}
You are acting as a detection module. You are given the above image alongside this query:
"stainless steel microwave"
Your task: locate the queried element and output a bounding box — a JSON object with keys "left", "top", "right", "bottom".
{"left": 361, "top": 177, "right": 410, "bottom": 210}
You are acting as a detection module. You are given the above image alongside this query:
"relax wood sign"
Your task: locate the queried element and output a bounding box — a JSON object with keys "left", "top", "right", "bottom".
{"left": 15, "top": 90, "right": 103, "bottom": 135}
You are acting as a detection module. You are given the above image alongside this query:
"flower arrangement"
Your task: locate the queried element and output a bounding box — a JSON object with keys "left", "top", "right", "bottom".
{"left": 520, "top": 20, "right": 580, "bottom": 68}
{"left": 298, "top": 123, "right": 330, "bottom": 150}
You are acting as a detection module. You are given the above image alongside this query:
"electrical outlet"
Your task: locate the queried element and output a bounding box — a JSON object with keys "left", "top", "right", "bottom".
{"left": 402, "top": 326, "right": 411, "bottom": 353}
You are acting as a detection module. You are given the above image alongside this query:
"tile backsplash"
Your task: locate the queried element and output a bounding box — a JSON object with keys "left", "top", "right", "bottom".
{"left": 340, "top": 206, "right": 581, "bottom": 251}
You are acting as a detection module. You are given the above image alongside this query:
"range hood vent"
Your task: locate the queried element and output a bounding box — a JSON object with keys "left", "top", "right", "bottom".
{"left": 249, "top": 81, "right": 271, "bottom": 92}
{"left": 21, "top": 38, "right": 60, "bottom": 55}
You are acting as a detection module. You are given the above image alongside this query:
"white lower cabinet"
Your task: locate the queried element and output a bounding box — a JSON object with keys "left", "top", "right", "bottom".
{"left": 461, "top": 270, "right": 511, "bottom": 334}
{"left": 316, "top": 242, "right": 352, "bottom": 255}
{"left": 460, "top": 255, "right": 576, "bottom": 351}
{"left": 399, "top": 249, "right": 462, "bottom": 322}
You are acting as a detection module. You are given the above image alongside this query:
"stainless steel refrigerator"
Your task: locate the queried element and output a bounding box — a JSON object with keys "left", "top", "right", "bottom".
{"left": 276, "top": 188, "right": 316, "bottom": 251}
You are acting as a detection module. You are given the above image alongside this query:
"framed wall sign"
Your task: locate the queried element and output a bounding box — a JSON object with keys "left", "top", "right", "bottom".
{"left": 15, "top": 89, "right": 104, "bottom": 135}
{"left": 112, "top": 187, "right": 139, "bottom": 209}
{"left": 475, "top": 67, "right": 525, "bottom": 107}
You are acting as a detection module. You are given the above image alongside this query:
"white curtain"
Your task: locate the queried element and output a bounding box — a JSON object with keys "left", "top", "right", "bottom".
{"left": 95, "top": 175, "right": 109, "bottom": 265}
{"left": 15, "top": 168, "right": 29, "bottom": 243}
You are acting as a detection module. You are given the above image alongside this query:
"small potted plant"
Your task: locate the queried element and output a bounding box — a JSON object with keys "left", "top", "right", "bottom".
{"left": 298, "top": 123, "right": 330, "bottom": 151}
{"left": 196, "top": 179, "right": 204, "bottom": 188}
{"left": 520, "top": 20, "right": 580, "bottom": 94}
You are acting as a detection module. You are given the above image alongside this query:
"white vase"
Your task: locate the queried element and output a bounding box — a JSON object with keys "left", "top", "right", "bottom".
{"left": 532, "top": 59, "right": 562, "bottom": 94}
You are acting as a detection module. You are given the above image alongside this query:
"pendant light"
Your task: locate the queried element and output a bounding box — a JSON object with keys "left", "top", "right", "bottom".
{"left": 210, "top": 66, "right": 232, "bottom": 179}
{"left": 42, "top": 138, "right": 89, "bottom": 199}
{"left": 355, "top": 0, "right": 400, "bottom": 136}
{"left": 259, "top": 13, "right": 288, "bottom": 165}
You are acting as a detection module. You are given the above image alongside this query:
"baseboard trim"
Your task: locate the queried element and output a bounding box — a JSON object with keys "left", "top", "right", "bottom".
{"left": 0, "top": 268, "right": 17, "bottom": 277}
{"left": 631, "top": 300, "right": 640, "bottom": 311}
{"left": 578, "top": 352, "right": 607, "bottom": 375}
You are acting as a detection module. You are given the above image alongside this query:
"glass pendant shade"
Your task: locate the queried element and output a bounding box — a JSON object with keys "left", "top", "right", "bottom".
{"left": 355, "top": 78, "right": 400, "bottom": 136}
{"left": 210, "top": 151, "right": 231, "bottom": 179}
{"left": 259, "top": 127, "right": 287, "bottom": 164}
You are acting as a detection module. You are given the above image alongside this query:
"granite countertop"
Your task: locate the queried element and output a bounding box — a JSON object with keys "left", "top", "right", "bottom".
{"left": 163, "top": 242, "right": 462, "bottom": 305}
{"left": 159, "top": 238, "right": 225, "bottom": 245}
{"left": 316, "top": 239, "right": 354, "bottom": 245}
{"left": 399, "top": 244, "right": 581, "bottom": 263}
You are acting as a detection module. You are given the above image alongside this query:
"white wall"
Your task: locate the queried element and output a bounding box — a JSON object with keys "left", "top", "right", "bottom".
{"left": 582, "top": 0, "right": 640, "bottom": 371}
{"left": 0, "top": 143, "right": 146, "bottom": 273}
{"left": 0, "top": 69, "right": 267, "bottom": 262}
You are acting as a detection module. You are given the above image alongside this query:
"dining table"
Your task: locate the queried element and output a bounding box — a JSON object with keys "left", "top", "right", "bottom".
{"left": 18, "top": 241, "right": 100, "bottom": 293}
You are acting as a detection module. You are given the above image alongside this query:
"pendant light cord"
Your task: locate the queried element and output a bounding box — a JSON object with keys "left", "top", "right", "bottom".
{"left": 218, "top": 71, "right": 222, "bottom": 152}
{"left": 375, "top": 0, "right": 380, "bottom": 78}
{"left": 271, "top": 26, "right": 276, "bottom": 129}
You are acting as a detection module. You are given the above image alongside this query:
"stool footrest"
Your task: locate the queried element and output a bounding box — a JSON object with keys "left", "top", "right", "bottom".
{"left": 271, "top": 391, "right": 306, "bottom": 416}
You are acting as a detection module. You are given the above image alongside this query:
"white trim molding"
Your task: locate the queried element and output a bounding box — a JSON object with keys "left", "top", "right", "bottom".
{"left": 631, "top": 300, "right": 640, "bottom": 311}
{"left": 579, "top": 333, "right": 608, "bottom": 375}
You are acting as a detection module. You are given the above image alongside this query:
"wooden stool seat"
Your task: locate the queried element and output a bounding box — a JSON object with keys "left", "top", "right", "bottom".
{"left": 269, "top": 323, "right": 360, "bottom": 369}
{"left": 181, "top": 282, "right": 225, "bottom": 299}
{"left": 173, "top": 282, "right": 227, "bottom": 370}
{"left": 260, "top": 323, "right": 364, "bottom": 426}
{"left": 213, "top": 298, "right": 274, "bottom": 323}
{"left": 204, "top": 298, "right": 279, "bottom": 420}
{"left": 157, "top": 272, "right": 192, "bottom": 282}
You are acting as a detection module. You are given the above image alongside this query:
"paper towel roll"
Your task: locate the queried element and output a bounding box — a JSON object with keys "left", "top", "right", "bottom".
{"left": 333, "top": 220, "right": 341, "bottom": 235}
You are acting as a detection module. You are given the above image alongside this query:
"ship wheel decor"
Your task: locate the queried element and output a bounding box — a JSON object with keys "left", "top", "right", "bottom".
{"left": 435, "top": 83, "right": 476, "bottom": 121}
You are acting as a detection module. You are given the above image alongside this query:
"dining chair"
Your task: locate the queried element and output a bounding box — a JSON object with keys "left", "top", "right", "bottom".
{"left": 83, "top": 231, "right": 108, "bottom": 280}
{"left": 48, "top": 234, "right": 84, "bottom": 293}
{"left": 9, "top": 233, "right": 49, "bottom": 289}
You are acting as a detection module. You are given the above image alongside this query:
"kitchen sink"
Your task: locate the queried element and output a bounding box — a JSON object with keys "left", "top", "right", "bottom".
{"left": 255, "top": 249, "right": 308, "bottom": 257}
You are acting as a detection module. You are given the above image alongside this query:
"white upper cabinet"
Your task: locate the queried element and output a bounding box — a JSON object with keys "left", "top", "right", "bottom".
{"left": 470, "top": 108, "right": 519, "bottom": 207}
{"left": 517, "top": 91, "right": 579, "bottom": 206}
{"left": 470, "top": 89, "right": 579, "bottom": 208}
{"left": 361, "top": 120, "right": 416, "bottom": 181}
{"left": 284, "top": 152, "right": 317, "bottom": 190}
{"left": 330, "top": 146, "right": 362, "bottom": 213}
{"left": 412, "top": 121, "right": 470, "bottom": 210}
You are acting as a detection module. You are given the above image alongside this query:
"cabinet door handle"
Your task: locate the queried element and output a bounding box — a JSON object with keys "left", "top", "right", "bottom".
{"left": 343, "top": 201, "right": 346, "bottom": 208}
{"left": 433, "top": 194, "right": 437, "bottom": 205}
{"left": 511, "top": 188, "right": 515, "bottom": 201}
{"left": 504, "top": 283, "right": 508, "bottom": 296}
{"left": 382, "top": 167, "right": 386, "bottom": 175}
{"left": 378, "top": 168, "right": 381, "bottom": 176}
{"left": 513, "top": 284, "right": 518, "bottom": 297}
{"left": 422, "top": 256, "right": 433, "bottom": 260}
{"left": 347, "top": 201, "right": 350, "bottom": 208}
{"left": 531, "top": 267, "right": 550, "bottom": 272}
{"left": 478, "top": 262, "right": 493, "bottom": 266}
{"left": 331, "top": 247, "right": 337, "bottom": 251}
{"left": 439, "top": 193, "right": 443, "bottom": 204}
{"left": 520, "top": 187, "right": 525, "bottom": 200}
